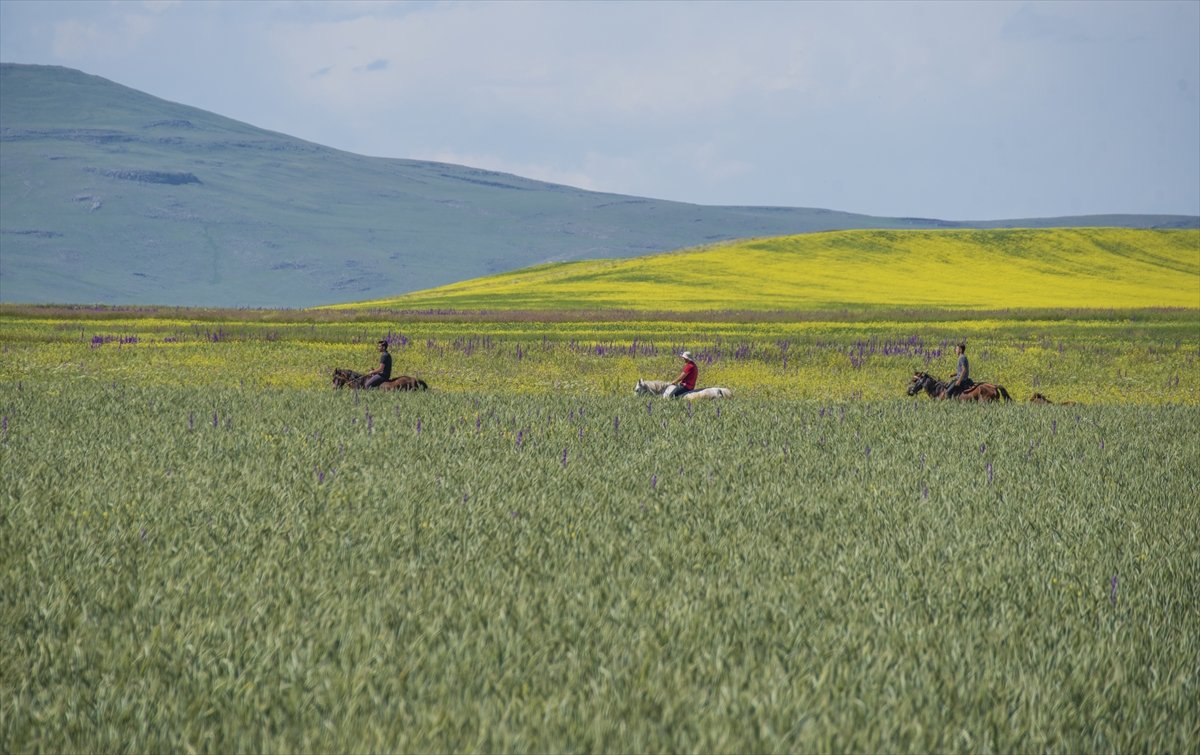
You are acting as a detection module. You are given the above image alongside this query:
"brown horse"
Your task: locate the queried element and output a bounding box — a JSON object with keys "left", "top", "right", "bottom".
{"left": 907, "top": 371, "right": 1012, "bottom": 402}
{"left": 332, "top": 368, "right": 428, "bottom": 391}
{"left": 381, "top": 375, "right": 429, "bottom": 391}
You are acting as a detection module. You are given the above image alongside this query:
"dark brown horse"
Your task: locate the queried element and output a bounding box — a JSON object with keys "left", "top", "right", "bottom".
{"left": 332, "top": 368, "right": 428, "bottom": 391}
{"left": 907, "top": 371, "right": 1012, "bottom": 402}
{"left": 381, "top": 375, "right": 429, "bottom": 391}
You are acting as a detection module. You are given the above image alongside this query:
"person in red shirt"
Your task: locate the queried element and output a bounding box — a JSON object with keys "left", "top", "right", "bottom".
{"left": 664, "top": 351, "right": 698, "bottom": 398}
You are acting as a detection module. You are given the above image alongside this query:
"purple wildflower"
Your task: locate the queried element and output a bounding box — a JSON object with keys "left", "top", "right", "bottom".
{"left": 986, "top": 462, "right": 993, "bottom": 484}
{"left": 561, "top": 448, "right": 569, "bottom": 467}
{"left": 212, "top": 411, "right": 219, "bottom": 428}
{"left": 516, "top": 429, "right": 524, "bottom": 448}
{"left": 651, "top": 474, "right": 657, "bottom": 490}
{"left": 922, "top": 482, "right": 929, "bottom": 499}
{"left": 1110, "top": 574, "right": 1118, "bottom": 606}
{"left": 614, "top": 415, "right": 620, "bottom": 433}
{"left": 417, "top": 418, "right": 423, "bottom": 434}
{"left": 980, "top": 442, "right": 987, "bottom": 455}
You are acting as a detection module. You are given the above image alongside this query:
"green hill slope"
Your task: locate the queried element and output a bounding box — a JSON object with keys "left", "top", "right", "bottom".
{"left": 2, "top": 64, "right": 1196, "bottom": 309}
{"left": 335, "top": 228, "right": 1200, "bottom": 312}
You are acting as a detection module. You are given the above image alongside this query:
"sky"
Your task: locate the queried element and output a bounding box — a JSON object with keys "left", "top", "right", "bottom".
{"left": 2, "top": 0, "right": 1198, "bottom": 220}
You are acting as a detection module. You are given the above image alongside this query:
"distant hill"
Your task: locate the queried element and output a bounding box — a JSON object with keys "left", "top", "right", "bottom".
{"left": 2, "top": 63, "right": 1197, "bottom": 308}
{"left": 332, "top": 228, "right": 1200, "bottom": 312}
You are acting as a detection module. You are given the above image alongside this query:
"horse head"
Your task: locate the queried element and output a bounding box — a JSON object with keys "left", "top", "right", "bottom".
{"left": 635, "top": 379, "right": 669, "bottom": 396}
{"left": 907, "top": 371, "right": 932, "bottom": 396}
{"left": 332, "top": 368, "right": 364, "bottom": 389}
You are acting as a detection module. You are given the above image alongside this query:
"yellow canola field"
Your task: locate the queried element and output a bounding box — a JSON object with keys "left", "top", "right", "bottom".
{"left": 337, "top": 228, "right": 1200, "bottom": 312}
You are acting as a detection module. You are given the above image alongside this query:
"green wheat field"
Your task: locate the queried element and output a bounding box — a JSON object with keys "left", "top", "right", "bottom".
{"left": 3, "top": 228, "right": 1199, "bottom": 752}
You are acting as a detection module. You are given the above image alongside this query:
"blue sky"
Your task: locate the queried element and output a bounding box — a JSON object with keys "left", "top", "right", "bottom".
{"left": 2, "top": 0, "right": 1197, "bottom": 220}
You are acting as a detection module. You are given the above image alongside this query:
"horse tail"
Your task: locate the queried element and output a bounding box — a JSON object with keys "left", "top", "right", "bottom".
{"left": 418, "top": 379, "right": 429, "bottom": 391}
{"left": 999, "top": 385, "right": 1012, "bottom": 402}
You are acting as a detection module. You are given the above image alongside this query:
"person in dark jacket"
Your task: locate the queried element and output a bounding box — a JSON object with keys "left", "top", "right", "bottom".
{"left": 362, "top": 340, "right": 393, "bottom": 389}
{"left": 943, "top": 341, "right": 973, "bottom": 399}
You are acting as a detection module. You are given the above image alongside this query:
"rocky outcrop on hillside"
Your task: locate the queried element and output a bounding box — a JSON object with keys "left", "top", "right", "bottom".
{"left": 96, "top": 169, "right": 202, "bottom": 185}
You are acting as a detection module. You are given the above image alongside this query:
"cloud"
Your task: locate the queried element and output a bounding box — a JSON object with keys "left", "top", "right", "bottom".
{"left": 265, "top": 3, "right": 829, "bottom": 119}
{"left": 5, "top": 0, "right": 1195, "bottom": 216}
{"left": 50, "top": 6, "right": 158, "bottom": 60}
{"left": 140, "top": 1, "right": 183, "bottom": 14}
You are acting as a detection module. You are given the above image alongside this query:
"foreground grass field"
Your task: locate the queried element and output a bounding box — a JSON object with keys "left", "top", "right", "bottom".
{"left": 3, "top": 383, "right": 1197, "bottom": 752}
{"left": 2, "top": 306, "right": 1198, "bottom": 752}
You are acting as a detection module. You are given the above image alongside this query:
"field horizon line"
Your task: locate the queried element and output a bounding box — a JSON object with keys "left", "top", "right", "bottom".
{"left": 1, "top": 303, "right": 1196, "bottom": 325}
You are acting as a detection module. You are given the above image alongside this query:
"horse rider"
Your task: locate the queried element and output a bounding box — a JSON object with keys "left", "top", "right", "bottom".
{"left": 362, "top": 339, "right": 393, "bottom": 389}
{"left": 943, "top": 341, "right": 973, "bottom": 399}
{"left": 664, "top": 351, "right": 698, "bottom": 399}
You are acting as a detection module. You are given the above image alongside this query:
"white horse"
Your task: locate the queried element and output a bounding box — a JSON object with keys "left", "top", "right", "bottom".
{"left": 634, "top": 379, "right": 733, "bottom": 400}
